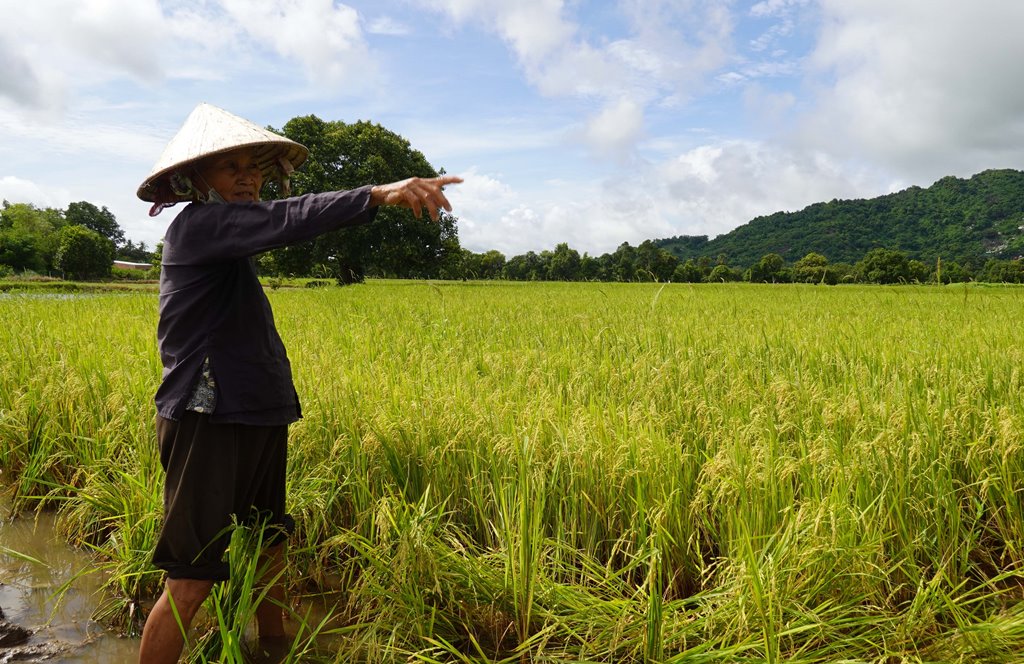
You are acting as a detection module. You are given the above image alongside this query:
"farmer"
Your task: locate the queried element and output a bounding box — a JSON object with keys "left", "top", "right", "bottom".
{"left": 135, "top": 103, "right": 460, "bottom": 663}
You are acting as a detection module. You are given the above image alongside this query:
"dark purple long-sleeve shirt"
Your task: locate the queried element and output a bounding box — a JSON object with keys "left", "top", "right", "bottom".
{"left": 156, "top": 187, "right": 377, "bottom": 425}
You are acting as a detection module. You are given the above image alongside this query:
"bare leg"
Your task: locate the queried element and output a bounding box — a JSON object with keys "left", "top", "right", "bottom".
{"left": 255, "top": 543, "right": 287, "bottom": 638}
{"left": 138, "top": 578, "right": 215, "bottom": 664}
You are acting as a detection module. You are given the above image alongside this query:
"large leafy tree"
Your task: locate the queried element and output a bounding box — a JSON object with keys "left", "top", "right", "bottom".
{"left": 66, "top": 201, "right": 125, "bottom": 247}
{"left": 791, "top": 252, "right": 829, "bottom": 284}
{"left": 54, "top": 225, "right": 115, "bottom": 280}
{"left": 856, "top": 248, "right": 910, "bottom": 284}
{"left": 747, "top": 253, "right": 787, "bottom": 283}
{"left": 262, "top": 115, "right": 460, "bottom": 282}
{"left": 547, "top": 243, "right": 581, "bottom": 281}
{"left": 0, "top": 201, "right": 67, "bottom": 272}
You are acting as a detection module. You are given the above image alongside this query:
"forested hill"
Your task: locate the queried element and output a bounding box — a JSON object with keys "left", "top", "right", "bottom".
{"left": 654, "top": 169, "right": 1024, "bottom": 267}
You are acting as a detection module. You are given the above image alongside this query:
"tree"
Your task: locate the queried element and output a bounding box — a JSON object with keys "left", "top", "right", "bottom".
{"left": 548, "top": 242, "right": 581, "bottom": 281}
{"left": 672, "top": 259, "right": 704, "bottom": 283}
{"left": 54, "top": 225, "right": 115, "bottom": 280}
{"left": 265, "top": 116, "right": 460, "bottom": 281}
{"left": 0, "top": 231, "right": 44, "bottom": 273}
{"left": 792, "top": 252, "right": 830, "bottom": 284}
{"left": 117, "top": 240, "right": 154, "bottom": 262}
{"left": 0, "top": 201, "right": 66, "bottom": 272}
{"left": 708, "top": 264, "right": 741, "bottom": 282}
{"left": 979, "top": 258, "right": 1024, "bottom": 283}
{"left": 933, "top": 259, "right": 971, "bottom": 283}
{"left": 907, "top": 259, "right": 931, "bottom": 283}
{"left": 856, "top": 248, "right": 910, "bottom": 284}
{"left": 747, "top": 253, "right": 787, "bottom": 283}
{"left": 503, "top": 251, "right": 545, "bottom": 281}
{"left": 66, "top": 201, "right": 125, "bottom": 247}
{"left": 477, "top": 250, "right": 506, "bottom": 279}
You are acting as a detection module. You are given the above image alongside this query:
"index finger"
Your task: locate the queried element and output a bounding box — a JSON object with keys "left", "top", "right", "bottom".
{"left": 431, "top": 175, "right": 464, "bottom": 187}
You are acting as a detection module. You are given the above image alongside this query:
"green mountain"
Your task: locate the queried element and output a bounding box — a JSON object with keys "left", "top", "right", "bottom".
{"left": 654, "top": 169, "right": 1024, "bottom": 268}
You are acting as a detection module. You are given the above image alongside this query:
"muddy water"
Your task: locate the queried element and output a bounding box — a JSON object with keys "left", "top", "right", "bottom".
{"left": 0, "top": 500, "right": 140, "bottom": 662}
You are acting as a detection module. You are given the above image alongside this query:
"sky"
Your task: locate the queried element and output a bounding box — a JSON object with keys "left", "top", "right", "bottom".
{"left": 2, "top": 0, "right": 1023, "bottom": 257}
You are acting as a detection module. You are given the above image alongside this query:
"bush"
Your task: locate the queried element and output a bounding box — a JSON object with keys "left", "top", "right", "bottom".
{"left": 55, "top": 225, "right": 115, "bottom": 280}
{"left": 707, "top": 264, "right": 742, "bottom": 282}
{"left": 0, "top": 264, "right": 13, "bottom": 279}
{"left": 111, "top": 266, "right": 151, "bottom": 281}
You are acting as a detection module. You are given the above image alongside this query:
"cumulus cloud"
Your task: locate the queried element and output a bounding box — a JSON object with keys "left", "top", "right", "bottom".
{"left": 0, "top": 37, "right": 50, "bottom": 108}
{"left": 415, "top": 0, "right": 735, "bottom": 159}
{"left": 0, "top": 0, "right": 378, "bottom": 112}
{"left": 578, "top": 98, "right": 645, "bottom": 159}
{"left": 657, "top": 140, "right": 886, "bottom": 238}
{"left": 417, "top": 0, "right": 573, "bottom": 64}
{"left": 448, "top": 139, "right": 891, "bottom": 257}
{"left": 64, "top": 0, "right": 165, "bottom": 79}
{"left": 0, "top": 0, "right": 170, "bottom": 110}
{"left": 220, "top": 0, "right": 375, "bottom": 86}
{"left": 802, "top": 0, "right": 1024, "bottom": 180}
{"left": 0, "top": 176, "right": 72, "bottom": 209}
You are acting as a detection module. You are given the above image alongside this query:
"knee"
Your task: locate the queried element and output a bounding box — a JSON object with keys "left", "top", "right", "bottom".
{"left": 164, "top": 578, "right": 215, "bottom": 615}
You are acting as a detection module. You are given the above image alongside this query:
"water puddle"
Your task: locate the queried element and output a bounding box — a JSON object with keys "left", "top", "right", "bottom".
{"left": 0, "top": 499, "right": 140, "bottom": 662}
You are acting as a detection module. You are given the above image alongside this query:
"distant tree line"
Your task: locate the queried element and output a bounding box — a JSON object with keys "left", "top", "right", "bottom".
{"left": 0, "top": 200, "right": 155, "bottom": 280}
{"left": 446, "top": 241, "right": 1024, "bottom": 284}
{"left": 5, "top": 196, "right": 1023, "bottom": 285}
{"left": 4, "top": 120, "right": 1022, "bottom": 287}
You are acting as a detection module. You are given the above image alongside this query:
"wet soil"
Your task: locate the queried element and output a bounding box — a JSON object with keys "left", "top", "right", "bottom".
{"left": 0, "top": 500, "right": 140, "bottom": 663}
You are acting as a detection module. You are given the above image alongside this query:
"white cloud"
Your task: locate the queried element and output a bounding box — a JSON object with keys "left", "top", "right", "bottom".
{"left": 802, "top": 0, "right": 1024, "bottom": 180}
{"left": 0, "top": 106, "right": 166, "bottom": 163}
{"left": 417, "top": 0, "right": 573, "bottom": 64}
{"left": 0, "top": 0, "right": 378, "bottom": 113}
{"left": 654, "top": 140, "right": 900, "bottom": 245}
{"left": 578, "top": 98, "right": 645, "bottom": 159}
{"left": 220, "top": 0, "right": 374, "bottom": 86}
{"left": 750, "top": 0, "right": 811, "bottom": 19}
{"left": 415, "top": 0, "right": 736, "bottom": 160}
{"left": 0, "top": 177, "right": 72, "bottom": 209}
{"left": 0, "top": 37, "right": 51, "bottom": 108}
{"left": 749, "top": 18, "right": 794, "bottom": 52}
{"left": 64, "top": 0, "right": 165, "bottom": 78}
{"left": 0, "top": 0, "right": 171, "bottom": 111}
{"left": 448, "top": 139, "right": 891, "bottom": 256}
{"left": 367, "top": 15, "right": 412, "bottom": 36}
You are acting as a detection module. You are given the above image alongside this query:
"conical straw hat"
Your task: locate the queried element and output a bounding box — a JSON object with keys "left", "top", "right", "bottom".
{"left": 137, "top": 103, "right": 309, "bottom": 205}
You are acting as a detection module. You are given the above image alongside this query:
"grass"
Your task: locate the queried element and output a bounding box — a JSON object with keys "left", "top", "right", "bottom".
{"left": 2, "top": 280, "right": 1024, "bottom": 662}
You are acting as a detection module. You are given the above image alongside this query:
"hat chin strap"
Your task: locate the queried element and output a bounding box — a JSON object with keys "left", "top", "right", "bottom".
{"left": 200, "top": 187, "right": 228, "bottom": 205}
{"left": 192, "top": 171, "right": 229, "bottom": 205}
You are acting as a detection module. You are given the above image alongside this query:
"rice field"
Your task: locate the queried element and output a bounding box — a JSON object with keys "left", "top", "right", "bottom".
{"left": 2, "top": 281, "right": 1024, "bottom": 663}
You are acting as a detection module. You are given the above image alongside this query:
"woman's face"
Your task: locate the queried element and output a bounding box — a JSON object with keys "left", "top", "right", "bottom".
{"left": 196, "top": 147, "right": 263, "bottom": 203}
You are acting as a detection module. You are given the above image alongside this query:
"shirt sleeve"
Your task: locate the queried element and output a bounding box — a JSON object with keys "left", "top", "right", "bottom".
{"left": 162, "top": 186, "right": 378, "bottom": 265}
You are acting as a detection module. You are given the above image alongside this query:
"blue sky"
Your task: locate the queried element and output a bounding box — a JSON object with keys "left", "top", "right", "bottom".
{"left": 2, "top": 0, "right": 1023, "bottom": 257}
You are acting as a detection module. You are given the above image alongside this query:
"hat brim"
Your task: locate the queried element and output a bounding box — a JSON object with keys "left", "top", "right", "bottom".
{"left": 137, "top": 140, "right": 308, "bottom": 203}
{"left": 137, "top": 103, "right": 310, "bottom": 205}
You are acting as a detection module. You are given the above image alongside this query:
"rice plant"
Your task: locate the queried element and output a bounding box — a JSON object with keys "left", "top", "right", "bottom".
{"left": 2, "top": 282, "right": 1024, "bottom": 662}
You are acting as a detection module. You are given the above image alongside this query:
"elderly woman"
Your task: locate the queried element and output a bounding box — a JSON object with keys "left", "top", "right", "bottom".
{"left": 135, "top": 103, "right": 460, "bottom": 663}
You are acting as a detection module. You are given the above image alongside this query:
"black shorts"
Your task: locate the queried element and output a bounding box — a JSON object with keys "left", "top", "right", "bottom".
{"left": 153, "top": 412, "right": 293, "bottom": 581}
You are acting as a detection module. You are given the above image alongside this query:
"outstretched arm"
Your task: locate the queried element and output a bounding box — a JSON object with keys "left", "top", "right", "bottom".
{"left": 370, "top": 175, "right": 463, "bottom": 222}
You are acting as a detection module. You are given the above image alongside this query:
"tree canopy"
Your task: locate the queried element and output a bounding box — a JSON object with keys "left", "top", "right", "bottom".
{"left": 54, "top": 225, "right": 115, "bottom": 280}
{"left": 260, "top": 116, "right": 459, "bottom": 282}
